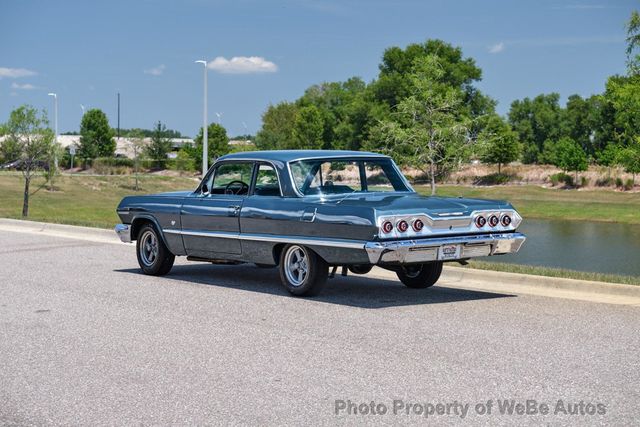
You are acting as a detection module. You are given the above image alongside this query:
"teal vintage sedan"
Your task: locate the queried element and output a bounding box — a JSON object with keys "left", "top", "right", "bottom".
{"left": 115, "top": 150, "right": 526, "bottom": 296}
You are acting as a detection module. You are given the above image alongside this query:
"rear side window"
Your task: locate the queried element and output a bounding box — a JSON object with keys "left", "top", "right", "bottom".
{"left": 253, "top": 164, "right": 281, "bottom": 197}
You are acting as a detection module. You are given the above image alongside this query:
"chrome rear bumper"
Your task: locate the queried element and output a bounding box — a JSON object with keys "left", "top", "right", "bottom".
{"left": 365, "top": 232, "right": 526, "bottom": 264}
{"left": 115, "top": 224, "right": 132, "bottom": 243}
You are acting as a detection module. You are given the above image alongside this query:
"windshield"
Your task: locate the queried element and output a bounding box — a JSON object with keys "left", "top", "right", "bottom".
{"left": 289, "top": 158, "right": 411, "bottom": 196}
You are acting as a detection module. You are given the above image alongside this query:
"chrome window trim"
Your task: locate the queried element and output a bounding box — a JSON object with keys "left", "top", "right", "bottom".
{"left": 202, "top": 159, "right": 284, "bottom": 198}
{"left": 286, "top": 156, "right": 413, "bottom": 198}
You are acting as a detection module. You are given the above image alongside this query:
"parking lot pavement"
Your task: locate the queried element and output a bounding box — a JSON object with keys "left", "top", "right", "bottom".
{"left": 1, "top": 229, "right": 639, "bottom": 425}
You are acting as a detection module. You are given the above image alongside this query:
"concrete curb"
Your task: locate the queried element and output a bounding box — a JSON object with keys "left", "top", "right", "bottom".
{"left": 1, "top": 218, "right": 639, "bottom": 304}
{"left": 0, "top": 218, "right": 121, "bottom": 245}
{"left": 442, "top": 266, "right": 640, "bottom": 298}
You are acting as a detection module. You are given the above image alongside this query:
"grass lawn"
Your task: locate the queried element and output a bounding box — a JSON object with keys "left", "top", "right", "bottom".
{"left": 0, "top": 173, "right": 199, "bottom": 229}
{"left": 466, "top": 260, "right": 640, "bottom": 286}
{"left": 418, "top": 184, "right": 640, "bottom": 225}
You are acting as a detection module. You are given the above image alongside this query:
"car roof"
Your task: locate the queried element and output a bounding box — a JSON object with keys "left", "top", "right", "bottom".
{"left": 218, "top": 150, "right": 389, "bottom": 163}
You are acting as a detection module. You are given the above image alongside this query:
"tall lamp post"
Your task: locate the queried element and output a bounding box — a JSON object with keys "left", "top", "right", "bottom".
{"left": 47, "top": 93, "right": 58, "bottom": 169}
{"left": 195, "top": 60, "right": 208, "bottom": 177}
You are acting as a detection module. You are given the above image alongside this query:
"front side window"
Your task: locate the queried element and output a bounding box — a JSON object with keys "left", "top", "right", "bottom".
{"left": 289, "top": 158, "right": 410, "bottom": 196}
{"left": 204, "top": 162, "right": 253, "bottom": 195}
{"left": 253, "top": 164, "right": 281, "bottom": 196}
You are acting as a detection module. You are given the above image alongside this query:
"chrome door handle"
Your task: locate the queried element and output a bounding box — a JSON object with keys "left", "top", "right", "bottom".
{"left": 229, "top": 205, "right": 241, "bottom": 216}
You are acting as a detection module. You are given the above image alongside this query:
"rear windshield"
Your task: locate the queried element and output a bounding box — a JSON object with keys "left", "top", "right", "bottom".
{"left": 289, "top": 158, "right": 410, "bottom": 196}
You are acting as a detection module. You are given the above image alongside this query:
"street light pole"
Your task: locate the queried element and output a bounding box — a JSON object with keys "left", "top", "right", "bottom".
{"left": 47, "top": 93, "right": 58, "bottom": 169}
{"left": 195, "top": 60, "right": 208, "bottom": 177}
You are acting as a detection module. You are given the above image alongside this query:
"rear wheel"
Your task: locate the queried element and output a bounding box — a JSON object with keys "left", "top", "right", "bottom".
{"left": 279, "top": 244, "right": 328, "bottom": 296}
{"left": 396, "top": 262, "right": 443, "bottom": 289}
{"left": 136, "top": 224, "right": 175, "bottom": 276}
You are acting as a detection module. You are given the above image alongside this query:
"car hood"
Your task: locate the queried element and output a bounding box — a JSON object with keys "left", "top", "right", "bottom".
{"left": 319, "top": 192, "right": 512, "bottom": 217}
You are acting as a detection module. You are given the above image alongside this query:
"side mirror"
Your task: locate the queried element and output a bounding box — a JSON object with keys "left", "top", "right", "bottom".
{"left": 201, "top": 183, "right": 209, "bottom": 195}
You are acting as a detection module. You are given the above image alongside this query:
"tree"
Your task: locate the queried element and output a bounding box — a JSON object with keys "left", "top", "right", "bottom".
{"left": 145, "top": 121, "right": 172, "bottom": 169}
{"left": 78, "top": 109, "right": 115, "bottom": 163}
{"left": 370, "top": 55, "right": 472, "bottom": 195}
{"left": 127, "top": 130, "right": 146, "bottom": 190}
{"left": 479, "top": 115, "right": 522, "bottom": 174}
{"left": 5, "top": 106, "right": 54, "bottom": 217}
{"left": 626, "top": 10, "right": 640, "bottom": 75}
{"left": 508, "top": 94, "right": 566, "bottom": 163}
{"left": 553, "top": 137, "right": 588, "bottom": 183}
{"left": 605, "top": 74, "right": 640, "bottom": 146}
{"left": 190, "top": 122, "right": 229, "bottom": 171}
{"left": 618, "top": 138, "right": 640, "bottom": 185}
{"left": 597, "top": 143, "right": 621, "bottom": 178}
{"left": 255, "top": 102, "right": 298, "bottom": 150}
{"left": 292, "top": 105, "right": 324, "bottom": 149}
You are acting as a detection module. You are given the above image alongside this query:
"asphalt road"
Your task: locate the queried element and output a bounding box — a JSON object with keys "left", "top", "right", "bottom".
{"left": 1, "top": 230, "right": 639, "bottom": 426}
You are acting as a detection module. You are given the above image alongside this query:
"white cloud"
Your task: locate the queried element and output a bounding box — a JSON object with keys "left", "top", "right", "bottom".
{"left": 488, "top": 42, "right": 505, "bottom": 54}
{"left": 207, "top": 56, "right": 278, "bottom": 74}
{"left": 144, "top": 64, "right": 165, "bottom": 76}
{"left": 11, "top": 82, "right": 37, "bottom": 90}
{"left": 0, "top": 67, "right": 37, "bottom": 79}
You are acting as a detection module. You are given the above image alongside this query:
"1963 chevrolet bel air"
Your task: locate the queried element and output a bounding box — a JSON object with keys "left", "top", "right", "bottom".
{"left": 115, "top": 150, "right": 526, "bottom": 296}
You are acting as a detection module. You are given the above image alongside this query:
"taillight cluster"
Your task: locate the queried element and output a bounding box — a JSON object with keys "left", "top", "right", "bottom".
{"left": 381, "top": 218, "right": 425, "bottom": 234}
{"left": 475, "top": 213, "right": 512, "bottom": 229}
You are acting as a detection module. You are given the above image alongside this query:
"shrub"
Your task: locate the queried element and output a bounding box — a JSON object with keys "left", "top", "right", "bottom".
{"left": 580, "top": 176, "right": 589, "bottom": 187}
{"left": 616, "top": 177, "right": 624, "bottom": 188}
{"left": 549, "top": 172, "right": 574, "bottom": 187}
{"left": 624, "top": 179, "right": 634, "bottom": 191}
{"left": 92, "top": 157, "right": 134, "bottom": 175}
{"left": 595, "top": 177, "right": 615, "bottom": 187}
{"left": 474, "top": 173, "right": 513, "bottom": 185}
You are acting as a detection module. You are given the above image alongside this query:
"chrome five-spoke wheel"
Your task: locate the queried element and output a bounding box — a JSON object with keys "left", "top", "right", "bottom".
{"left": 135, "top": 223, "right": 175, "bottom": 276}
{"left": 279, "top": 244, "right": 328, "bottom": 296}
{"left": 284, "top": 245, "right": 309, "bottom": 286}
{"left": 139, "top": 230, "right": 159, "bottom": 267}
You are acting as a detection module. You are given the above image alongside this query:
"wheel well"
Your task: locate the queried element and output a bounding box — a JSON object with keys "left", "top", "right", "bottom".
{"left": 130, "top": 218, "right": 154, "bottom": 241}
{"left": 272, "top": 243, "right": 286, "bottom": 265}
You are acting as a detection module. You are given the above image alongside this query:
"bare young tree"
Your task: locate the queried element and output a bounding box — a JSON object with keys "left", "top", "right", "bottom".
{"left": 127, "top": 131, "right": 147, "bottom": 191}
{"left": 371, "top": 56, "right": 472, "bottom": 195}
{"left": 5, "top": 106, "right": 54, "bottom": 217}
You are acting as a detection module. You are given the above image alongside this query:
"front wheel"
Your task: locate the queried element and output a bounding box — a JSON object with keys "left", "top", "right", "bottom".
{"left": 396, "top": 262, "right": 443, "bottom": 289}
{"left": 279, "top": 244, "right": 328, "bottom": 296}
{"left": 136, "top": 224, "right": 175, "bottom": 276}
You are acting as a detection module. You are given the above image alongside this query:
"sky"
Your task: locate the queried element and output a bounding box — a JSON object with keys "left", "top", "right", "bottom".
{"left": 0, "top": 0, "right": 636, "bottom": 138}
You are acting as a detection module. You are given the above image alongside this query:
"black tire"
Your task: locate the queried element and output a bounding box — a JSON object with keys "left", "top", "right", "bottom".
{"left": 279, "top": 244, "right": 328, "bottom": 296}
{"left": 136, "top": 224, "right": 175, "bottom": 276}
{"left": 396, "top": 262, "right": 443, "bottom": 289}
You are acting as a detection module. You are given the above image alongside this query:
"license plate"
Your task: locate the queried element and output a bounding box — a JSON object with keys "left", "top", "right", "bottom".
{"left": 438, "top": 244, "right": 461, "bottom": 260}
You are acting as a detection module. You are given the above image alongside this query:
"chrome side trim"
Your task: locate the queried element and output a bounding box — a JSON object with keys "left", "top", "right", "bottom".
{"left": 163, "top": 228, "right": 367, "bottom": 249}
{"left": 114, "top": 224, "right": 132, "bottom": 243}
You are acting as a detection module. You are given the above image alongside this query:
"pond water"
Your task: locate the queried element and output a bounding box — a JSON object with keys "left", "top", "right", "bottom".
{"left": 493, "top": 219, "right": 640, "bottom": 277}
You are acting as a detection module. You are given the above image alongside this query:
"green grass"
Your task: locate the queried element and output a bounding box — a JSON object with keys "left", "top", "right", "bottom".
{"left": 465, "top": 260, "right": 640, "bottom": 286}
{"left": 417, "top": 184, "right": 640, "bottom": 225}
{"left": 0, "top": 173, "right": 199, "bottom": 229}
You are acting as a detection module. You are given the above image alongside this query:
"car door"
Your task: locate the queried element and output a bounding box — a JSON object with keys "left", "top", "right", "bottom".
{"left": 180, "top": 161, "right": 255, "bottom": 257}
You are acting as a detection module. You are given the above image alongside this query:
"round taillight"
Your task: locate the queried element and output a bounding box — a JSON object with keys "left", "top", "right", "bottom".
{"left": 397, "top": 220, "right": 409, "bottom": 233}
{"left": 488, "top": 215, "right": 499, "bottom": 227}
{"left": 381, "top": 221, "right": 393, "bottom": 234}
{"left": 475, "top": 216, "right": 486, "bottom": 228}
{"left": 501, "top": 214, "right": 512, "bottom": 227}
{"left": 412, "top": 219, "right": 424, "bottom": 232}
